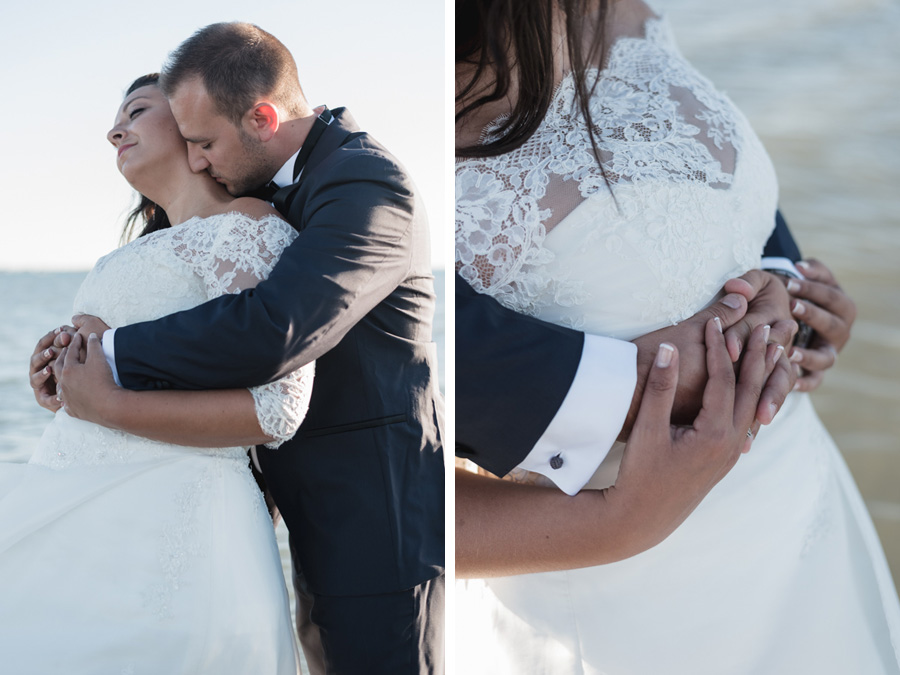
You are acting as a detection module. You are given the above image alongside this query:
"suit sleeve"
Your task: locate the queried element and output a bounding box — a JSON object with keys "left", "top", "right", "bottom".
{"left": 113, "top": 149, "right": 415, "bottom": 391}
{"left": 762, "top": 209, "right": 802, "bottom": 261}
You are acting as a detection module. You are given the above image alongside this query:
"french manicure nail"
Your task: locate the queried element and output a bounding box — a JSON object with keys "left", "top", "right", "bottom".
{"left": 772, "top": 344, "right": 784, "bottom": 365}
{"left": 790, "top": 350, "right": 803, "bottom": 363}
{"left": 796, "top": 260, "right": 810, "bottom": 271}
{"left": 762, "top": 325, "right": 770, "bottom": 343}
{"left": 714, "top": 316, "right": 722, "bottom": 333}
{"left": 656, "top": 343, "right": 674, "bottom": 368}
{"left": 786, "top": 279, "right": 801, "bottom": 294}
{"left": 43, "top": 349, "right": 53, "bottom": 358}
{"left": 792, "top": 300, "right": 805, "bottom": 316}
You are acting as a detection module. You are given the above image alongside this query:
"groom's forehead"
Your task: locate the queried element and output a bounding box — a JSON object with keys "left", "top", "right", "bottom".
{"left": 169, "top": 82, "right": 222, "bottom": 130}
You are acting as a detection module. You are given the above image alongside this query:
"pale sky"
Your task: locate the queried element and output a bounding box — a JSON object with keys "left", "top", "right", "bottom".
{"left": 0, "top": 0, "right": 447, "bottom": 271}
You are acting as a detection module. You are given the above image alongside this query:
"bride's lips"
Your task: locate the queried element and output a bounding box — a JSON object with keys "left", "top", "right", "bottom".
{"left": 118, "top": 143, "right": 136, "bottom": 158}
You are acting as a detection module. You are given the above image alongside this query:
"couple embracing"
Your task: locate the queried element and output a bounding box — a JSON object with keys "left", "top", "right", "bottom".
{"left": 5, "top": 22, "right": 443, "bottom": 675}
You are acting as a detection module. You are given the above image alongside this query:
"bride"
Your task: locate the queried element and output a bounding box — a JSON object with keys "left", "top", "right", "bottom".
{"left": 455, "top": 0, "right": 900, "bottom": 672}
{"left": 0, "top": 75, "right": 309, "bottom": 674}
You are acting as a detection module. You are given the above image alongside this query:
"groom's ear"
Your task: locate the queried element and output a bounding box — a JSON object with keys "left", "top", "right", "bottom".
{"left": 243, "top": 102, "right": 279, "bottom": 142}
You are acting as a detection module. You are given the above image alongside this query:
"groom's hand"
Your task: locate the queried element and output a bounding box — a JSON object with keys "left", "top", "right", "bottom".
{"left": 621, "top": 270, "right": 797, "bottom": 440}
{"left": 782, "top": 259, "right": 856, "bottom": 392}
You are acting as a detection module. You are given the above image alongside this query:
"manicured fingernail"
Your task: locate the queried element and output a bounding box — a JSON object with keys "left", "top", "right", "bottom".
{"left": 792, "top": 300, "right": 805, "bottom": 316}
{"left": 793, "top": 381, "right": 802, "bottom": 391}
{"left": 786, "top": 279, "right": 801, "bottom": 294}
{"left": 656, "top": 343, "right": 675, "bottom": 368}
{"left": 714, "top": 316, "right": 723, "bottom": 333}
{"left": 43, "top": 349, "right": 53, "bottom": 358}
{"left": 43, "top": 366, "right": 51, "bottom": 375}
{"left": 796, "top": 260, "right": 810, "bottom": 271}
{"left": 772, "top": 344, "right": 784, "bottom": 365}
{"left": 722, "top": 295, "right": 741, "bottom": 310}
{"left": 768, "top": 402, "right": 778, "bottom": 419}
{"left": 89, "top": 333, "right": 98, "bottom": 341}
{"left": 762, "top": 325, "right": 770, "bottom": 343}
{"left": 790, "top": 350, "right": 803, "bottom": 363}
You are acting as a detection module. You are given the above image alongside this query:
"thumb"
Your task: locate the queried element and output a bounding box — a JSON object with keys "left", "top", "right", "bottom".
{"left": 631, "top": 343, "right": 679, "bottom": 441}
{"left": 696, "top": 293, "right": 748, "bottom": 332}
{"left": 71, "top": 314, "right": 85, "bottom": 328}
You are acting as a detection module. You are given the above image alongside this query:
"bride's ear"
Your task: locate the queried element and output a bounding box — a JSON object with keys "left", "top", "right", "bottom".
{"left": 244, "top": 102, "right": 279, "bottom": 142}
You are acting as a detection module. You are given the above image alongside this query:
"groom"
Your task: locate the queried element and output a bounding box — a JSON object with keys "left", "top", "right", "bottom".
{"left": 65, "top": 23, "right": 442, "bottom": 675}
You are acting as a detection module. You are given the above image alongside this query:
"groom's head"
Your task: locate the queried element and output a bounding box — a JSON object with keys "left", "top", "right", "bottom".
{"left": 161, "top": 22, "right": 312, "bottom": 196}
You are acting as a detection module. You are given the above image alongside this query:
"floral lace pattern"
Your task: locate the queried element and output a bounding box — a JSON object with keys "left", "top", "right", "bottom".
{"left": 66, "top": 211, "right": 312, "bottom": 459}
{"left": 455, "top": 15, "right": 778, "bottom": 329}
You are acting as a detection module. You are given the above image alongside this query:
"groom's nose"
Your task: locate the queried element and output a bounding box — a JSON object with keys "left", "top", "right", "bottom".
{"left": 187, "top": 144, "right": 211, "bottom": 173}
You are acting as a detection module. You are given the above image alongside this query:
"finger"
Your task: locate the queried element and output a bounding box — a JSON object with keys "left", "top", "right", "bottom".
{"left": 788, "top": 344, "right": 838, "bottom": 374}
{"left": 742, "top": 419, "right": 762, "bottom": 454}
{"left": 631, "top": 343, "right": 680, "bottom": 441}
{"left": 34, "top": 329, "right": 58, "bottom": 354}
{"left": 756, "top": 351, "right": 794, "bottom": 425}
{"left": 30, "top": 344, "right": 58, "bottom": 377}
{"left": 786, "top": 277, "right": 855, "bottom": 320}
{"left": 724, "top": 269, "right": 766, "bottom": 300}
{"left": 697, "top": 293, "right": 748, "bottom": 331}
{"left": 53, "top": 331, "right": 73, "bottom": 349}
{"left": 794, "top": 369, "right": 825, "bottom": 393}
{"left": 68, "top": 333, "right": 85, "bottom": 366}
{"left": 732, "top": 324, "right": 769, "bottom": 433}
{"left": 696, "top": 317, "right": 736, "bottom": 427}
{"left": 768, "top": 318, "right": 798, "bottom": 351}
{"left": 796, "top": 258, "right": 837, "bottom": 286}
{"left": 85, "top": 332, "right": 103, "bottom": 361}
{"left": 30, "top": 364, "right": 55, "bottom": 391}
{"left": 71, "top": 314, "right": 85, "bottom": 328}
{"left": 790, "top": 299, "right": 847, "bottom": 346}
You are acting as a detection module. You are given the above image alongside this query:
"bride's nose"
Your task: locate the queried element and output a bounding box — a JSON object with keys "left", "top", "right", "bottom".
{"left": 107, "top": 124, "right": 125, "bottom": 147}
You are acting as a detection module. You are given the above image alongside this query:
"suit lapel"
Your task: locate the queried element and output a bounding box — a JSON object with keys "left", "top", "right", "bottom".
{"left": 272, "top": 107, "right": 359, "bottom": 220}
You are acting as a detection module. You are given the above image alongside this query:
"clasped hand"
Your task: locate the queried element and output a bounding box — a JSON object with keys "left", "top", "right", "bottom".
{"left": 28, "top": 314, "right": 115, "bottom": 421}
{"left": 621, "top": 262, "right": 855, "bottom": 440}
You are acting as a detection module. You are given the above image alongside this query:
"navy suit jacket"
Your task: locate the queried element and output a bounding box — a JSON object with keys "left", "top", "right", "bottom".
{"left": 114, "top": 108, "right": 444, "bottom": 597}
{"left": 457, "top": 211, "right": 800, "bottom": 476}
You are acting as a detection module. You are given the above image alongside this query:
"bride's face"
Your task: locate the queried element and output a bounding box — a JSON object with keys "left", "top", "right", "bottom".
{"left": 107, "top": 85, "right": 188, "bottom": 190}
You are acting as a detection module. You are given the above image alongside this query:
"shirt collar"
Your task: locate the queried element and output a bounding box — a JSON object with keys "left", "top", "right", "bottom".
{"left": 271, "top": 148, "right": 301, "bottom": 189}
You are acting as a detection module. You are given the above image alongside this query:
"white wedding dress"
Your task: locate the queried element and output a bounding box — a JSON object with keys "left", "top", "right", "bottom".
{"left": 0, "top": 213, "right": 313, "bottom": 674}
{"left": 456, "top": 13, "right": 900, "bottom": 675}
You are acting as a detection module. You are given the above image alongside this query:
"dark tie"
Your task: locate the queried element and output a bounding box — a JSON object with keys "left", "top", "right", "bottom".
{"left": 251, "top": 181, "right": 280, "bottom": 202}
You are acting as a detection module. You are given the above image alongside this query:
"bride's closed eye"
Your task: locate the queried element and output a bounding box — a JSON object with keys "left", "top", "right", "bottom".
{"left": 129, "top": 107, "right": 146, "bottom": 119}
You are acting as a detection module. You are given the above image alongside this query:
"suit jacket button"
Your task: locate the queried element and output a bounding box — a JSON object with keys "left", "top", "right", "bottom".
{"left": 550, "top": 454, "right": 564, "bottom": 470}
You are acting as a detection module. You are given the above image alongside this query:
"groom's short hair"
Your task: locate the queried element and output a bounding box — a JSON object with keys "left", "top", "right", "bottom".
{"left": 161, "top": 22, "right": 308, "bottom": 125}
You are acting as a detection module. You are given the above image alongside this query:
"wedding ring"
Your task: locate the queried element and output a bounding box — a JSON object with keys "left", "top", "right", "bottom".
{"left": 746, "top": 428, "right": 754, "bottom": 439}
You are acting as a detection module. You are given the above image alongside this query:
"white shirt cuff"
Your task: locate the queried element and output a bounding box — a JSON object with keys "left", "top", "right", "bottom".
{"left": 761, "top": 256, "right": 804, "bottom": 279}
{"left": 517, "top": 334, "right": 638, "bottom": 495}
{"left": 102, "top": 328, "right": 122, "bottom": 387}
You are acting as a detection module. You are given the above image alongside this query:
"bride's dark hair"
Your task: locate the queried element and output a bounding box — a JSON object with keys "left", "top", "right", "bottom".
{"left": 120, "top": 74, "right": 172, "bottom": 244}
{"left": 455, "top": 0, "right": 610, "bottom": 162}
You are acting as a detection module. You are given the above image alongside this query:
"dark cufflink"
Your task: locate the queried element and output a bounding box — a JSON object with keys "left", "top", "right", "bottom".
{"left": 550, "top": 454, "right": 564, "bottom": 470}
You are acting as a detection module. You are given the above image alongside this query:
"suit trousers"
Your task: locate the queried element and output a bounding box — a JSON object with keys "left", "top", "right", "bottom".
{"left": 291, "top": 542, "right": 444, "bottom": 675}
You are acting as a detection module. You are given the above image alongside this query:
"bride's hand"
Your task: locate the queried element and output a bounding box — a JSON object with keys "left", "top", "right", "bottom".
{"left": 612, "top": 318, "right": 772, "bottom": 550}
{"left": 56, "top": 333, "right": 122, "bottom": 423}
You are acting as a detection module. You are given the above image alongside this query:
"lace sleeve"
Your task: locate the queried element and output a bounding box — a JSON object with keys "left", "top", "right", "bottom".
{"left": 172, "top": 212, "right": 313, "bottom": 447}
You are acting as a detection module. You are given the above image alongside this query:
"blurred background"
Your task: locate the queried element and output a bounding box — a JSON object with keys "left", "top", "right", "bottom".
{"left": 659, "top": 0, "right": 900, "bottom": 590}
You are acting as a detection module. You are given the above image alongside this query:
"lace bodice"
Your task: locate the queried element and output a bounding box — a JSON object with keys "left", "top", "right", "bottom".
{"left": 456, "top": 14, "right": 779, "bottom": 336}
{"left": 34, "top": 212, "right": 313, "bottom": 468}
